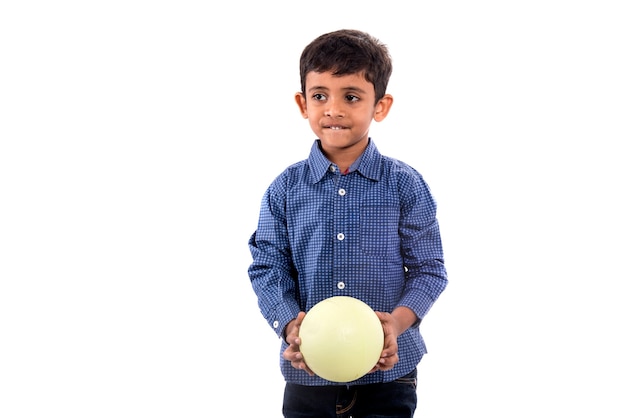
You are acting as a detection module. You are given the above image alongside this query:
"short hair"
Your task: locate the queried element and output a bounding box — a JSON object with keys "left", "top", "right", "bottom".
{"left": 299, "top": 29, "right": 393, "bottom": 103}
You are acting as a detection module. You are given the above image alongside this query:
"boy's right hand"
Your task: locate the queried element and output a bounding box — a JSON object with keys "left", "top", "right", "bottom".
{"left": 282, "top": 311, "right": 315, "bottom": 376}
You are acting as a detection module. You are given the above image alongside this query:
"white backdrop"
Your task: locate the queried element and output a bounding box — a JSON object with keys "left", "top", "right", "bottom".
{"left": 1, "top": 1, "right": 625, "bottom": 416}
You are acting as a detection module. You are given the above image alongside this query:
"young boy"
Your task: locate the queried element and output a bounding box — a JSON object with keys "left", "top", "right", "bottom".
{"left": 248, "top": 29, "right": 448, "bottom": 417}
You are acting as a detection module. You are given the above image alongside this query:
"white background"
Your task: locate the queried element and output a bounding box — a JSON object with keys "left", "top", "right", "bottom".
{"left": 1, "top": 1, "right": 624, "bottom": 416}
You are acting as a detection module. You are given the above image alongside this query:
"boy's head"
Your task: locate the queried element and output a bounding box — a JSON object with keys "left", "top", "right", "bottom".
{"left": 299, "top": 29, "right": 392, "bottom": 103}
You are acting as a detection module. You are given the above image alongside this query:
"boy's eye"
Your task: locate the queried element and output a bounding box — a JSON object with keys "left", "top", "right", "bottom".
{"left": 312, "top": 93, "right": 326, "bottom": 101}
{"left": 345, "top": 95, "right": 359, "bottom": 102}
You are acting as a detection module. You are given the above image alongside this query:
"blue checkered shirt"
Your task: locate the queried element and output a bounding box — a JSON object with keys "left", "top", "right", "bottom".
{"left": 248, "top": 139, "right": 447, "bottom": 385}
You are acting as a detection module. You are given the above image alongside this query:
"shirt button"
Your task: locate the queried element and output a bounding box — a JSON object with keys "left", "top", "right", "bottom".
{"left": 330, "top": 166, "right": 336, "bottom": 172}
{"left": 337, "top": 282, "right": 346, "bottom": 290}
{"left": 337, "top": 233, "right": 345, "bottom": 241}
{"left": 273, "top": 320, "right": 279, "bottom": 329}
{"left": 338, "top": 188, "right": 346, "bottom": 196}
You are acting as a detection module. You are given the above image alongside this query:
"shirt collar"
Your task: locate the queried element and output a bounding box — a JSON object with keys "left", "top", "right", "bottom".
{"left": 308, "top": 138, "right": 382, "bottom": 183}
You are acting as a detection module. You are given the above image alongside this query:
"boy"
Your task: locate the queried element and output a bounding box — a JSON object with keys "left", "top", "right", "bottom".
{"left": 248, "top": 29, "right": 448, "bottom": 417}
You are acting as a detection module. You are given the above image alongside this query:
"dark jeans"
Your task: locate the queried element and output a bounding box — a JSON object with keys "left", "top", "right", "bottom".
{"left": 283, "top": 369, "right": 418, "bottom": 418}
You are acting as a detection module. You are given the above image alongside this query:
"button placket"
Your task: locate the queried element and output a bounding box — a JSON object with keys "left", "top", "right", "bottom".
{"left": 333, "top": 174, "right": 351, "bottom": 294}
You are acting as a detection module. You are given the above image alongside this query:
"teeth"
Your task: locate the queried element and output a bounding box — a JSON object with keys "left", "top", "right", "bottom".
{"left": 330, "top": 126, "right": 342, "bottom": 130}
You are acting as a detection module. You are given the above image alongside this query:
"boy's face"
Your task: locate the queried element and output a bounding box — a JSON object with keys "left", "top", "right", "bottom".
{"left": 295, "top": 71, "right": 392, "bottom": 157}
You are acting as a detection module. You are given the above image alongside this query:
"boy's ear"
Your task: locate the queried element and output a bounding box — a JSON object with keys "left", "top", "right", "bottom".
{"left": 373, "top": 94, "right": 393, "bottom": 122}
{"left": 295, "top": 92, "right": 308, "bottom": 119}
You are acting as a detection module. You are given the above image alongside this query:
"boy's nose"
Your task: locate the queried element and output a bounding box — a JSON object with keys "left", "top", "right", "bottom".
{"left": 324, "top": 98, "right": 344, "bottom": 117}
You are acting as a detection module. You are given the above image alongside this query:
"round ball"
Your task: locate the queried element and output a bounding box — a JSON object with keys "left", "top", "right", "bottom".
{"left": 299, "top": 296, "right": 384, "bottom": 383}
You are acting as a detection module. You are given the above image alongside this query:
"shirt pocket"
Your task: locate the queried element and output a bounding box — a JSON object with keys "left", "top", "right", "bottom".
{"left": 359, "top": 204, "right": 399, "bottom": 256}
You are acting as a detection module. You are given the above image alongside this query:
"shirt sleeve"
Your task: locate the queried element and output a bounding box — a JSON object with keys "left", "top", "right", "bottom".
{"left": 248, "top": 175, "right": 301, "bottom": 338}
{"left": 397, "top": 169, "right": 448, "bottom": 323}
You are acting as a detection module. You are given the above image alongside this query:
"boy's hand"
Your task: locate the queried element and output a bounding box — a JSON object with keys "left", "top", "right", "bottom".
{"left": 282, "top": 311, "right": 315, "bottom": 376}
{"left": 371, "top": 311, "right": 400, "bottom": 372}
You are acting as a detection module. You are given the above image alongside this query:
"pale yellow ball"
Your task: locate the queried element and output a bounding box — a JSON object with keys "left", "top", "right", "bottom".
{"left": 299, "top": 296, "right": 384, "bottom": 383}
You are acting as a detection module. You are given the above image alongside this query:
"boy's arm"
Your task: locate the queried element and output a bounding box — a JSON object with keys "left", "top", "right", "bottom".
{"left": 248, "top": 183, "right": 301, "bottom": 339}
{"left": 397, "top": 173, "right": 448, "bottom": 324}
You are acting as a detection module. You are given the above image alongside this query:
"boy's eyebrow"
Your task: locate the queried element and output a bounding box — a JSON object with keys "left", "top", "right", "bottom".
{"left": 307, "top": 85, "right": 369, "bottom": 94}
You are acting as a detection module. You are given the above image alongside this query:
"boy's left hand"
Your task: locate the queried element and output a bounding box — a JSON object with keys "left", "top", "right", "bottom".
{"left": 371, "top": 311, "right": 400, "bottom": 372}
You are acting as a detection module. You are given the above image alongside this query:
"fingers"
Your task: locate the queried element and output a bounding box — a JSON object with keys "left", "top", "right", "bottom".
{"left": 282, "top": 315, "right": 315, "bottom": 376}
{"left": 368, "top": 350, "right": 399, "bottom": 373}
{"left": 290, "top": 357, "right": 315, "bottom": 376}
{"left": 371, "top": 311, "right": 400, "bottom": 372}
{"left": 284, "top": 345, "right": 315, "bottom": 376}
{"left": 376, "top": 351, "right": 399, "bottom": 371}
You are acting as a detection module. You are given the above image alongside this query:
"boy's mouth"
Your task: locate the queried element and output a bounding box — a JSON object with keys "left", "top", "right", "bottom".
{"left": 325, "top": 125, "right": 347, "bottom": 130}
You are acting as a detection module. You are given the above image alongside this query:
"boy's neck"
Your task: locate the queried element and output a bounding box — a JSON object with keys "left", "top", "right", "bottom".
{"left": 324, "top": 151, "right": 358, "bottom": 174}
{"left": 321, "top": 140, "right": 368, "bottom": 174}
